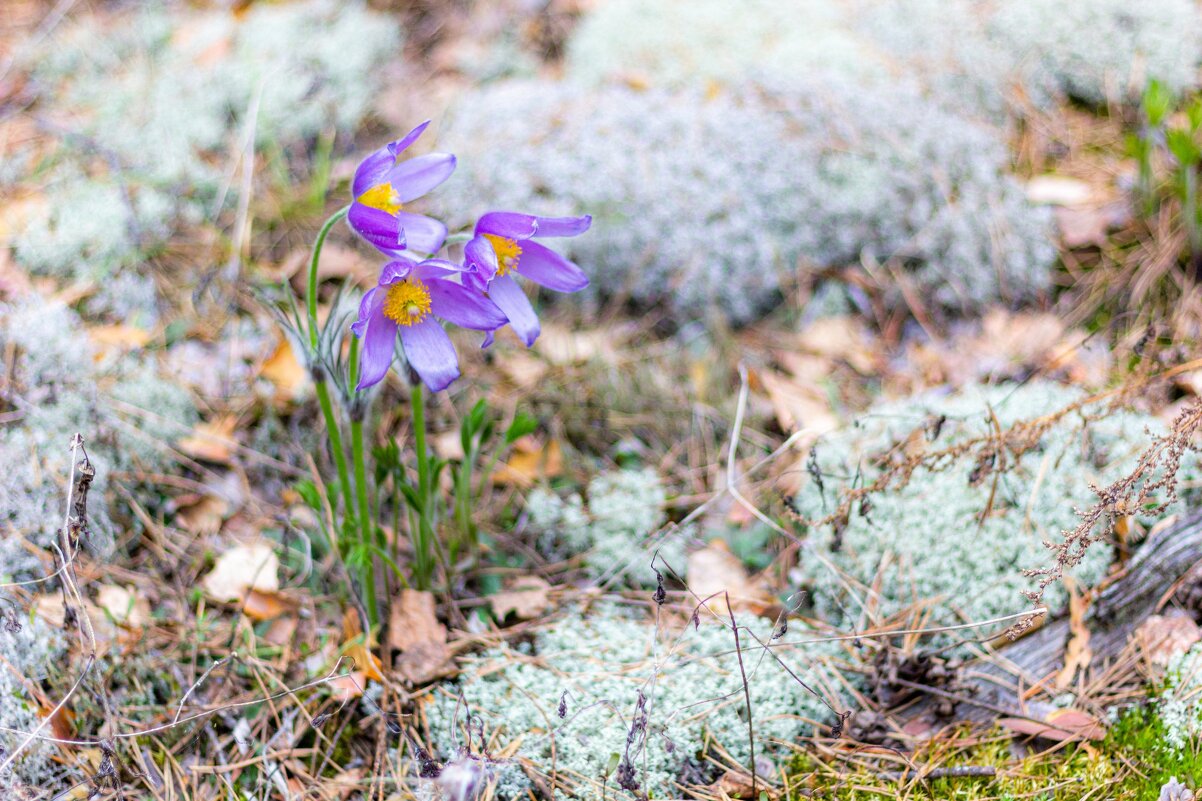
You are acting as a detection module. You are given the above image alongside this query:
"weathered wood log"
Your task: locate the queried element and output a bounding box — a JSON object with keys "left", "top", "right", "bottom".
{"left": 898, "top": 510, "right": 1202, "bottom": 725}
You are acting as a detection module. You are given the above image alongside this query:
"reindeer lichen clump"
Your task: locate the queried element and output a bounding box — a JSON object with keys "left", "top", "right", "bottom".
{"left": 790, "top": 382, "right": 1197, "bottom": 640}
{"left": 426, "top": 604, "right": 846, "bottom": 798}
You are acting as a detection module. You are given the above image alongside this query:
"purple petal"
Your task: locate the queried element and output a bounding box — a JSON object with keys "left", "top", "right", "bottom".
{"left": 515, "top": 240, "right": 589, "bottom": 293}
{"left": 378, "top": 259, "right": 416, "bottom": 287}
{"left": 475, "top": 212, "right": 592, "bottom": 240}
{"left": 474, "top": 212, "right": 539, "bottom": 240}
{"left": 480, "top": 330, "right": 496, "bottom": 349}
{"left": 395, "top": 211, "right": 448, "bottom": 255}
{"left": 352, "top": 145, "right": 396, "bottom": 200}
{"left": 355, "top": 307, "right": 399, "bottom": 391}
{"left": 531, "top": 214, "right": 592, "bottom": 238}
{"left": 351, "top": 287, "right": 382, "bottom": 337}
{"left": 350, "top": 121, "right": 431, "bottom": 198}
{"left": 348, "top": 202, "right": 406, "bottom": 256}
{"left": 464, "top": 235, "right": 499, "bottom": 282}
{"left": 427, "top": 279, "right": 509, "bottom": 331}
{"left": 400, "top": 318, "right": 460, "bottom": 392}
{"left": 392, "top": 119, "right": 432, "bottom": 157}
{"left": 388, "top": 153, "right": 457, "bottom": 203}
{"left": 488, "top": 274, "right": 540, "bottom": 347}
{"left": 414, "top": 259, "right": 468, "bottom": 281}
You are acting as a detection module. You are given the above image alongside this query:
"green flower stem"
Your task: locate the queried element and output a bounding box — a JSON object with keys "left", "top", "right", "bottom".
{"left": 411, "top": 382, "right": 433, "bottom": 588}
{"left": 315, "top": 380, "right": 353, "bottom": 531}
{"left": 305, "top": 206, "right": 353, "bottom": 529}
{"left": 307, "top": 206, "right": 349, "bottom": 350}
{"left": 348, "top": 336, "right": 378, "bottom": 628}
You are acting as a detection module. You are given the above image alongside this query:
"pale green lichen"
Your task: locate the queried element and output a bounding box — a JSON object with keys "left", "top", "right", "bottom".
{"left": 988, "top": 0, "right": 1202, "bottom": 106}
{"left": 790, "top": 382, "right": 1194, "bottom": 636}
{"left": 15, "top": 0, "right": 400, "bottom": 279}
{"left": 565, "top": 0, "right": 1202, "bottom": 113}
{"left": 566, "top": 0, "right": 888, "bottom": 90}
{"left": 434, "top": 79, "right": 1054, "bottom": 323}
{"left": 0, "top": 293, "right": 197, "bottom": 579}
{"left": 426, "top": 604, "right": 847, "bottom": 799}
{"left": 527, "top": 468, "right": 681, "bottom": 582}
{"left": 0, "top": 616, "right": 67, "bottom": 793}
{"left": 1160, "top": 646, "right": 1202, "bottom": 751}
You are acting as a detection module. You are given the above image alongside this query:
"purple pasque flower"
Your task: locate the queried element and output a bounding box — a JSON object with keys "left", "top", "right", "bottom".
{"left": 348, "top": 120, "right": 456, "bottom": 258}
{"left": 463, "top": 212, "right": 591, "bottom": 347}
{"left": 352, "top": 258, "right": 508, "bottom": 392}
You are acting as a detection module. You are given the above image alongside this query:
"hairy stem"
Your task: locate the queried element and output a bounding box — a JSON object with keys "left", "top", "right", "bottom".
{"left": 305, "top": 206, "right": 353, "bottom": 529}
{"left": 306, "top": 206, "right": 349, "bottom": 351}
{"left": 411, "top": 381, "right": 434, "bottom": 589}
{"left": 348, "top": 337, "right": 378, "bottom": 627}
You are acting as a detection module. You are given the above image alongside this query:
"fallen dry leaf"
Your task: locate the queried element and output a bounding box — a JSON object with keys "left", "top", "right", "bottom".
{"left": 95, "top": 584, "right": 150, "bottom": 629}
{"left": 1177, "top": 370, "right": 1202, "bottom": 398}
{"left": 490, "top": 575, "right": 553, "bottom": 621}
{"left": 498, "top": 349, "right": 549, "bottom": 389}
{"left": 492, "top": 436, "right": 563, "bottom": 487}
{"left": 175, "top": 493, "right": 230, "bottom": 536}
{"left": 259, "top": 334, "right": 308, "bottom": 400}
{"left": 756, "top": 369, "right": 839, "bottom": 435}
{"left": 1054, "top": 202, "right": 1129, "bottom": 249}
{"left": 1055, "top": 577, "right": 1091, "bottom": 689}
{"left": 286, "top": 243, "right": 375, "bottom": 288}
{"left": 387, "top": 589, "right": 451, "bottom": 684}
{"left": 796, "top": 316, "right": 879, "bottom": 375}
{"left": 707, "top": 769, "right": 762, "bottom": 799}
{"left": 686, "top": 540, "right": 775, "bottom": 618}
{"left": 36, "top": 594, "right": 116, "bottom": 655}
{"left": 242, "top": 589, "right": 296, "bottom": 622}
{"left": 264, "top": 615, "right": 299, "bottom": 646}
{"left": 341, "top": 607, "right": 384, "bottom": 682}
{"left": 201, "top": 541, "right": 280, "bottom": 602}
{"left": 177, "top": 416, "right": 239, "bottom": 463}
{"left": 432, "top": 429, "right": 465, "bottom": 461}
{"left": 1026, "top": 175, "right": 1095, "bottom": 206}
{"left": 1136, "top": 614, "right": 1202, "bottom": 669}
{"left": 327, "top": 671, "right": 368, "bottom": 698}
{"left": 999, "top": 708, "right": 1106, "bottom": 742}
{"left": 535, "top": 324, "right": 617, "bottom": 365}
{"left": 87, "top": 324, "right": 152, "bottom": 358}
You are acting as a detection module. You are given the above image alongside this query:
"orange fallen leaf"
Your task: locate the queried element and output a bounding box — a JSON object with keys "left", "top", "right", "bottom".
{"left": 259, "top": 334, "right": 308, "bottom": 400}
{"left": 243, "top": 589, "right": 296, "bottom": 622}
{"left": 492, "top": 436, "right": 563, "bottom": 487}
{"left": 87, "top": 324, "right": 152, "bottom": 357}
{"left": 177, "top": 416, "right": 239, "bottom": 463}
{"left": 1055, "top": 577, "right": 1091, "bottom": 690}
{"left": 341, "top": 607, "right": 384, "bottom": 682}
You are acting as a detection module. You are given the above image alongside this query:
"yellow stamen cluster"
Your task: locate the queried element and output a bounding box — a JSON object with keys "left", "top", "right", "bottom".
{"left": 358, "top": 182, "right": 403, "bottom": 215}
{"left": 483, "top": 233, "right": 522, "bottom": 276}
{"left": 382, "top": 279, "right": 432, "bottom": 327}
